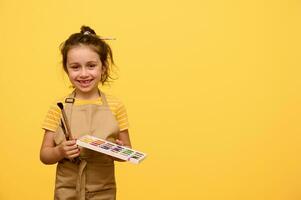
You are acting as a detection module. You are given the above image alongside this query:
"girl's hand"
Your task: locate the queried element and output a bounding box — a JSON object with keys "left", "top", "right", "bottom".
{"left": 58, "top": 139, "right": 80, "bottom": 159}
{"left": 115, "top": 139, "right": 124, "bottom": 146}
{"left": 108, "top": 139, "right": 125, "bottom": 162}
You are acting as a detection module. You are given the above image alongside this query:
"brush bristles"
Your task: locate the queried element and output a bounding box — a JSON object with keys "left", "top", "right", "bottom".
{"left": 57, "top": 102, "right": 64, "bottom": 110}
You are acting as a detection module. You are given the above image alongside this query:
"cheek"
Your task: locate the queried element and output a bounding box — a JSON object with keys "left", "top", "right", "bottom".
{"left": 95, "top": 72, "right": 102, "bottom": 80}
{"left": 94, "top": 68, "right": 103, "bottom": 77}
{"left": 67, "top": 72, "right": 77, "bottom": 81}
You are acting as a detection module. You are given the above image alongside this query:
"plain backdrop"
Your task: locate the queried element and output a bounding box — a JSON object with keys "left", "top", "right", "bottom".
{"left": 0, "top": 0, "right": 301, "bottom": 199}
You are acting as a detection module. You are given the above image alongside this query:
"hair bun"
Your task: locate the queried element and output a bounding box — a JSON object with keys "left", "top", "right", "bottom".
{"left": 80, "top": 25, "right": 96, "bottom": 35}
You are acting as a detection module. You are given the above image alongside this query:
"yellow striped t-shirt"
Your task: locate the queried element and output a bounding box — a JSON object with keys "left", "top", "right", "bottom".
{"left": 42, "top": 94, "right": 129, "bottom": 133}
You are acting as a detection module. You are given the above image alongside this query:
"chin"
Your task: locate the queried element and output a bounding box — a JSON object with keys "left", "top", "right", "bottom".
{"left": 79, "top": 88, "right": 94, "bottom": 93}
{"left": 77, "top": 85, "right": 98, "bottom": 93}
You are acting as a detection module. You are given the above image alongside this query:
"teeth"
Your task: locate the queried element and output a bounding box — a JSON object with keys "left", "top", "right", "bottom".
{"left": 77, "top": 80, "right": 92, "bottom": 86}
{"left": 80, "top": 80, "right": 90, "bottom": 83}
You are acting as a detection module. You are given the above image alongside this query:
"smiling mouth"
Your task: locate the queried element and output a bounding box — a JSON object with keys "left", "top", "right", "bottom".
{"left": 77, "top": 79, "right": 93, "bottom": 86}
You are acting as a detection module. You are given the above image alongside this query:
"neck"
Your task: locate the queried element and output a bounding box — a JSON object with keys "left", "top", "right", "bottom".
{"left": 74, "top": 88, "right": 100, "bottom": 100}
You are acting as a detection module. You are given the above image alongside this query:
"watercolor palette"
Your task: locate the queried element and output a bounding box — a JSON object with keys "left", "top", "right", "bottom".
{"left": 76, "top": 135, "right": 147, "bottom": 164}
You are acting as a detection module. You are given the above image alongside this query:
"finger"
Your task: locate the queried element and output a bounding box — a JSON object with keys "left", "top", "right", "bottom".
{"left": 115, "top": 139, "right": 124, "bottom": 146}
{"left": 69, "top": 153, "right": 80, "bottom": 159}
{"left": 66, "top": 149, "right": 80, "bottom": 156}
{"left": 66, "top": 140, "right": 77, "bottom": 145}
{"left": 66, "top": 145, "right": 80, "bottom": 152}
{"left": 69, "top": 150, "right": 80, "bottom": 158}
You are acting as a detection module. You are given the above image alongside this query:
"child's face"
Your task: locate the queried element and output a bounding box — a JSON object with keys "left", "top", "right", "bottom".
{"left": 66, "top": 45, "right": 103, "bottom": 97}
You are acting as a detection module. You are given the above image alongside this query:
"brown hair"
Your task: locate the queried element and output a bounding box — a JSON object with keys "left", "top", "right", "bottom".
{"left": 60, "top": 25, "right": 115, "bottom": 84}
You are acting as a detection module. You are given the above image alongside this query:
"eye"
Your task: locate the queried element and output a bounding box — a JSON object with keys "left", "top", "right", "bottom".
{"left": 69, "top": 65, "right": 80, "bottom": 71}
{"left": 88, "top": 64, "right": 96, "bottom": 69}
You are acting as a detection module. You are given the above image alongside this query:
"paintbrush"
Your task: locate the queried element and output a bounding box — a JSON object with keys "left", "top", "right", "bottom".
{"left": 57, "top": 102, "right": 73, "bottom": 140}
{"left": 57, "top": 102, "right": 80, "bottom": 163}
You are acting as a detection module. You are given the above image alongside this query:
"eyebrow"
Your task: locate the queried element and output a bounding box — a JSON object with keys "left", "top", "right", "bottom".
{"left": 67, "top": 62, "right": 80, "bottom": 66}
{"left": 86, "top": 61, "right": 98, "bottom": 64}
{"left": 67, "top": 60, "right": 98, "bottom": 65}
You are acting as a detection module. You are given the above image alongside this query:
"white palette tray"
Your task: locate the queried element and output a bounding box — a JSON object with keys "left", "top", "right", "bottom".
{"left": 76, "top": 135, "right": 147, "bottom": 164}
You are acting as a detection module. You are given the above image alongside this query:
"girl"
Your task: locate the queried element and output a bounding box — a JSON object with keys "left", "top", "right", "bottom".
{"left": 40, "top": 25, "right": 131, "bottom": 200}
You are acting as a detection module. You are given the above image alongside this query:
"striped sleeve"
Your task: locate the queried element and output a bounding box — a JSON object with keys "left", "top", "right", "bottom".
{"left": 107, "top": 95, "right": 129, "bottom": 131}
{"left": 42, "top": 103, "right": 62, "bottom": 132}
{"left": 115, "top": 101, "right": 129, "bottom": 131}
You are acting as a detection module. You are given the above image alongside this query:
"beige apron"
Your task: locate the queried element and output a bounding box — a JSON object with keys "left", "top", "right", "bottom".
{"left": 54, "top": 91, "right": 120, "bottom": 200}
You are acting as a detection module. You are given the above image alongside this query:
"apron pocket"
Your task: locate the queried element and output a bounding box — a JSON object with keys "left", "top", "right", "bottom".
{"left": 85, "top": 162, "right": 116, "bottom": 193}
{"left": 55, "top": 161, "right": 78, "bottom": 199}
{"left": 85, "top": 188, "right": 116, "bottom": 200}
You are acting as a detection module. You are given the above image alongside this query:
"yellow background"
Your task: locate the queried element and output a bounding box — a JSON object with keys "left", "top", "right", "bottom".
{"left": 0, "top": 0, "right": 300, "bottom": 199}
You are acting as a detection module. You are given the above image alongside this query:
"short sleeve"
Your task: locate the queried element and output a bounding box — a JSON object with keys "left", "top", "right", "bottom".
{"left": 115, "top": 101, "right": 129, "bottom": 131}
{"left": 42, "top": 103, "right": 62, "bottom": 132}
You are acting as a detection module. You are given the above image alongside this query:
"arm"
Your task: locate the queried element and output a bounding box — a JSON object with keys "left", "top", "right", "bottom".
{"left": 116, "top": 129, "right": 132, "bottom": 148}
{"left": 114, "top": 99, "right": 131, "bottom": 148}
{"left": 40, "top": 130, "right": 80, "bottom": 165}
{"left": 113, "top": 129, "right": 132, "bottom": 162}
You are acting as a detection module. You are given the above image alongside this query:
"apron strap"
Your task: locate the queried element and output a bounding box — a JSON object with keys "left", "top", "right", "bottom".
{"left": 64, "top": 90, "right": 108, "bottom": 106}
{"left": 65, "top": 90, "right": 76, "bottom": 103}
{"left": 99, "top": 91, "right": 108, "bottom": 106}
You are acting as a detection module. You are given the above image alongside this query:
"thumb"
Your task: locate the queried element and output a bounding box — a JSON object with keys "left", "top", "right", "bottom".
{"left": 115, "top": 139, "right": 124, "bottom": 146}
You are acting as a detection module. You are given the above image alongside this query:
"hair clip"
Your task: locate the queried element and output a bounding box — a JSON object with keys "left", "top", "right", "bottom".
{"left": 82, "top": 31, "right": 116, "bottom": 40}
{"left": 99, "top": 36, "right": 116, "bottom": 40}
{"left": 83, "top": 31, "right": 91, "bottom": 35}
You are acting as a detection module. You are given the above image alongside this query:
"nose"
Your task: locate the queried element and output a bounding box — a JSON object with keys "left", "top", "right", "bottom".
{"left": 79, "top": 68, "right": 88, "bottom": 77}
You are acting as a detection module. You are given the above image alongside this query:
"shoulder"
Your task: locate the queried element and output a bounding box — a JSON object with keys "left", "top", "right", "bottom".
{"left": 43, "top": 96, "right": 67, "bottom": 132}
{"left": 47, "top": 94, "right": 71, "bottom": 113}
{"left": 105, "top": 94, "right": 123, "bottom": 104}
{"left": 104, "top": 93, "right": 127, "bottom": 112}
{"left": 105, "top": 94, "right": 123, "bottom": 105}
